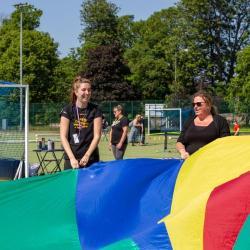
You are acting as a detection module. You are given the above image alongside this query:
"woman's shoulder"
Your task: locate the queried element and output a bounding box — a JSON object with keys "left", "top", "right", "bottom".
{"left": 121, "top": 116, "right": 129, "bottom": 124}
{"left": 183, "top": 115, "right": 195, "bottom": 128}
{"left": 88, "top": 102, "right": 99, "bottom": 109}
{"left": 213, "top": 114, "right": 228, "bottom": 123}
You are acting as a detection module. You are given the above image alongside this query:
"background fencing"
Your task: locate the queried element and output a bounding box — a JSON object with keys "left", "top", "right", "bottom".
{"left": 27, "top": 99, "right": 250, "bottom": 130}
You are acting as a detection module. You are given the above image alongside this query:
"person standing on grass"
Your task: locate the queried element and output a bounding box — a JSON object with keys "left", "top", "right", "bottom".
{"left": 233, "top": 120, "right": 240, "bottom": 136}
{"left": 109, "top": 105, "right": 129, "bottom": 160}
{"left": 138, "top": 115, "right": 145, "bottom": 145}
{"left": 60, "top": 75, "right": 102, "bottom": 169}
{"left": 128, "top": 114, "right": 142, "bottom": 146}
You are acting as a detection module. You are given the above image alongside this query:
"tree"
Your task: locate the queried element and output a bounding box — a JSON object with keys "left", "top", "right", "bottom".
{"left": 117, "top": 15, "right": 135, "bottom": 49}
{"left": 79, "top": 0, "right": 137, "bottom": 101}
{"left": 125, "top": 7, "right": 199, "bottom": 101}
{"left": 83, "top": 43, "right": 139, "bottom": 101}
{"left": 227, "top": 46, "right": 250, "bottom": 124}
{"left": 79, "top": 0, "right": 119, "bottom": 48}
{"left": 51, "top": 49, "right": 80, "bottom": 103}
{"left": 180, "top": 0, "right": 250, "bottom": 88}
{"left": 0, "top": 4, "right": 59, "bottom": 102}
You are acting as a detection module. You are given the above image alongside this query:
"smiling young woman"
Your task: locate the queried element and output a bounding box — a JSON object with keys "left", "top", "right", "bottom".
{"left": 60, "top": 74, "right": 102, "bottom": 169}
{"left": 176, "top": 90, "right": 230, "bottom": 159}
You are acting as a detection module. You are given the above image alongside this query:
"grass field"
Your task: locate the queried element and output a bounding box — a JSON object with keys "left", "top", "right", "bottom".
{"left": 28, "top": 131, "right": 180, "bottom": 165}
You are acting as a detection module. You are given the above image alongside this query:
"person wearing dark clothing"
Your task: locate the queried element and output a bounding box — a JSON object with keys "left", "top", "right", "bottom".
{"left": 109, "top": 105, "right": 129, "bottom": 160}
{"left": 176, "top": 91, "right": 230, "bottom": 159}
{"left": 60, "top": 75, "right": 102, "bottom": 169}
{"left": 139, "top": 115, "right": 145, "bottom": 145}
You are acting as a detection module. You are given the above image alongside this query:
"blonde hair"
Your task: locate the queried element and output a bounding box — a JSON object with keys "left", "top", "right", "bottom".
{"left": 70, "top": 75, "right": 91, "bottom": 104}
{"left": 113, "top": 105, "right": 124, "bottom": 114}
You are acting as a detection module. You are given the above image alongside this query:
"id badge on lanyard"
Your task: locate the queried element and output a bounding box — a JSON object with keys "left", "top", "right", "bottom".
{"left": 73, "top": 133, "right": 80, "bottom": 144}
{"left": 73, "top": 106, "right": 82, "bottom": 144}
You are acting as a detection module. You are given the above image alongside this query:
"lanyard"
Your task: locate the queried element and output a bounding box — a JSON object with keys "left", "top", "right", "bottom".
{"left": 76, "top": 107, "right": 81, "bottom": 135}
{"left": 76, "top": 107, "right": 81, "bottom": 128}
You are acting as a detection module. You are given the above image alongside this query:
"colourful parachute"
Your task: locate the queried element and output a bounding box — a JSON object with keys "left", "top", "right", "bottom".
{"left": 0, "top": 136, "right": 249, "bottom": 249}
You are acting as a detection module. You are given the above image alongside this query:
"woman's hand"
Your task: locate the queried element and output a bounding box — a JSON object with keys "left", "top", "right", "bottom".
{"left": 176, "top": 142, "right": 189, "bottom": 160}
{"left": 116, "top": 142, "right": 122, "bottom": 150}
{"left": 180, "top": 151, "right": 190, "bottom": 160}
{"left": 109, "top": 142, "right": 112, "bottom": 151}
{"left": 79, "top": 154, "right": 90, "bottom": 167}
{"left": 70, "top": 158, "right": 79, "bottom": 169}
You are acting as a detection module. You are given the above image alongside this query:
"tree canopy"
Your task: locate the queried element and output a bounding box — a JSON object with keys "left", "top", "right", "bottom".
{"left": 227, "top": 45, "right": 250, "bottom": 116}
{"left": 79, "top": 0, "right": 138, "bottom": 101}
{"left": 0, "top": 3, "right": 59, "bottom": 103}
{"left": 0, "top": 0, "right": 249, "bottom": 114}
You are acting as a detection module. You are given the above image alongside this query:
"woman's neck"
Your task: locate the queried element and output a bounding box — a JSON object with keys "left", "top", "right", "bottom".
{"left": 76, "top": 100, "right": 88, "bottom": 108}
{"left": 116, "top": 114, "right": 123, "bottom": 120}
{"left": 196, "top": 113, "right": 212, "bottom": 121}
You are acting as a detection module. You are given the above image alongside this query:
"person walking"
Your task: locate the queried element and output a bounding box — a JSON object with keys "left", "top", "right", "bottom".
{"left": 109, "top": 105, "right": 129, "bottom": 160}
{"left": 60, "top": 75, "right": 102, "bottom": 169}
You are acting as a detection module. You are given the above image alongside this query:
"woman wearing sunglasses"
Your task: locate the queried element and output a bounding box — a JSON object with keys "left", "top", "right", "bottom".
{"left": 109, "top": 105, "right": 129, "bottom": 160}
{"left": 176, "top": 91, "right": 230, "bottom": 159}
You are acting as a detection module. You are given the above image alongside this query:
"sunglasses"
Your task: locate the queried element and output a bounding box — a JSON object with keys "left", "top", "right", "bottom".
{"left": 192, "top": 102, "right": 205, "bottom": 107}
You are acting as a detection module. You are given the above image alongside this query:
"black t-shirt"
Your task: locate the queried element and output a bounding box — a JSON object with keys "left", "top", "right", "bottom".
{"left": 111, "top": 116, "right": 129, "bottom": 145}
{"left": 177, "top": 114, "right": 230, "bottom": 155}
{"left": 179, "top": 121, "right": 218, "bottom": 154}
{"left": 60, "top": 103, "right": 102, "bottom": 161}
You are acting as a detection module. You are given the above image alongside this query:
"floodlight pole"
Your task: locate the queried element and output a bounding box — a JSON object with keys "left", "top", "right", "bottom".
{"left": 174, "top": 52, "right": 177, "bottom": 83}
{"left": 20, "top": 10, "right": 23, "bottom": 130}
{"left": 14, "top": 3, "right": 24, "bottom": 130}
{"left": 20, "top": 11, "right": 23, "bottom": 86}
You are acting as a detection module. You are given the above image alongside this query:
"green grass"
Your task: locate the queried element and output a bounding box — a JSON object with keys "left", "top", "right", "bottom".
{"left": 28, "top": 131, "right": 180, "bottom": 165}
{"left": 28, "top": 127, "right": 250, "bottom": 167}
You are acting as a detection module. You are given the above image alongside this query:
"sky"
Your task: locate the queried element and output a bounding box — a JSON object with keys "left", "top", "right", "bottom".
{"left": 1, "top": 0, "right": 177, "bottom": 57}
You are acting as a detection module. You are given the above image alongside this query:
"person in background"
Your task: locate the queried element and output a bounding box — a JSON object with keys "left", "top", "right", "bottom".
{"left": 101, "top": 114, "right": 110, "bottom": 141}
{"left": 139, "top": 115, "right": 145, "bottom": 145}
{"left": 60, "top": 75, "right": 102, "bottom": 169}
{"left": 128, "top": 114, "right": 142, "bottom": 146}
{"left": 176, "top": 90, "right": 230, "bottom": 159}
{"left": 233, "top": 120, "right": 240, "bottom": 136}
{"left": 102, "top": 115, "right": 109, "bottom": 130}
{"left": 109, "top": 105, "right": 129, "bottom": 160}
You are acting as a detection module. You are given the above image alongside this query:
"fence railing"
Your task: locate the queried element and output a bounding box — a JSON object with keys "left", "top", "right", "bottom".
{"left": 29, "top": 100, "right": 250, "bottom": 129}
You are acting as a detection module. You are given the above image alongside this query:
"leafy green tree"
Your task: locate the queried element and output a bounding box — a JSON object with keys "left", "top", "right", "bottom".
{"left": 227, "top": 46, "right": 250, "bottom": 124}
{"left": 83, "top": 43, "right": 139, "bottom": 101}
{"left": 79, "top": 0, "right": 137, "bottom": 101}
{"left": 0, "top": 4, "right": 59, "bottom": 102}
{"left": 180, "top": 0, "right": 250, "bottom": 88}
{"left": 51, "top": 49, "right": 80, "bottom": 103}
{"left": 125, "top": 7, "right": 199, "bottom": 101}
{"left": 79, "top": 0, "right": 119, "bottom": 48}
{"left": 117, "top": 15, "right": 135, "bottom": 49}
